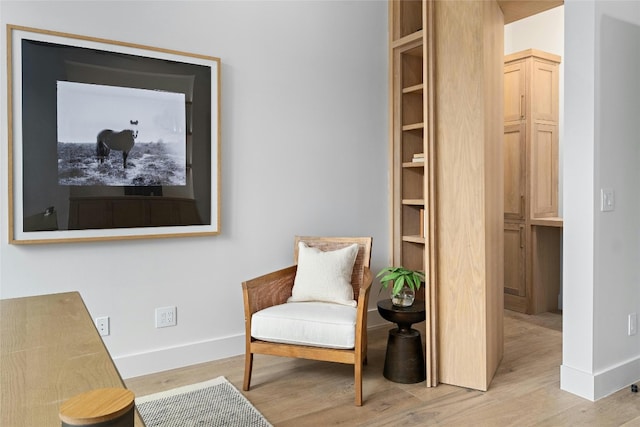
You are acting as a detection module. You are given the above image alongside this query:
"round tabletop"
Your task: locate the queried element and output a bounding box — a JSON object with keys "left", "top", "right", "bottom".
{"left": 377, "top": 299, "right": 426, "bottom": 333}
{"left": 59, "top": 388, "right": 135, "bottom": 425}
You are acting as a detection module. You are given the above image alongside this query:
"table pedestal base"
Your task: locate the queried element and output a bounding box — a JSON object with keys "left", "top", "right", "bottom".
{"left": 383, "top": 328, "right": 426, "bottom": 384}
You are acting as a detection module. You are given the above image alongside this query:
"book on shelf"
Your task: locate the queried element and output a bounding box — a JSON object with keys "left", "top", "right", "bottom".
{"left": 412, "top": 152, "right": 425, "bottom": 162}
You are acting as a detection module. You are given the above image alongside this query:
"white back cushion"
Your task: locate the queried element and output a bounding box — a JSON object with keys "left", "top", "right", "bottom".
{"left": 288, "top": 242, "right": 358, "bottom": 307}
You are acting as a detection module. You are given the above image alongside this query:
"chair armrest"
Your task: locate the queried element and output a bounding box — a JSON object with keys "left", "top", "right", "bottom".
{"left": 354, "top": 267, "right": 373, "bottom": 356}
{"left": 359, "top": 267, "right": 373, "bottom": 299}
{"left": 242, "top": 265, "right": 297, "bottom": 318}
{"left": 355, "top": 267, "right": 373, "bottom": 326}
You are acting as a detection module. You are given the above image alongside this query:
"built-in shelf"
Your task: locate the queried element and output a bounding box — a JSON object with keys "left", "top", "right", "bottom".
{"left": 403, "top": 83, "right": 424, "bottom": 94}
{"left": 403, "top": 161, "right": 425, "bottom": 168}
{"left": 402, "top": 122, "right": 424, "bottom": 131}
{"left": 393, "top": 4, "right": 427, "bottom": 283}
{"left": 402, "top": 235, "right": 426, "bottom": 244}
{"left": 391, "top": 30, "right": 423, "bottom": 49}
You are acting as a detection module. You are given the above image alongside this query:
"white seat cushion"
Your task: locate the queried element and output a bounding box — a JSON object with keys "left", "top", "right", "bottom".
{"left": 251, "top": 302, "right": 357, "bottom": 349}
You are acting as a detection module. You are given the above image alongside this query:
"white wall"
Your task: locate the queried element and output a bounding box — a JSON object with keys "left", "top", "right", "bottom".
{"left": 562, "top": 0, "right": 640, "bottom": 400}
{"left": 0, "top": 1, "right": 389, "bottom": 378}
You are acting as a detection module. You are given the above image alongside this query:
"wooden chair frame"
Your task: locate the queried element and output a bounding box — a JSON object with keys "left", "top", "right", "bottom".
{"left": 241, "top": 236, "right": 373, "bottom": 406}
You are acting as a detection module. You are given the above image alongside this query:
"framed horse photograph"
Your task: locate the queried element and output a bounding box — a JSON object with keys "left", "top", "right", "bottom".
{"left": 6, "top": 25, "right": 221, "bottom": 244}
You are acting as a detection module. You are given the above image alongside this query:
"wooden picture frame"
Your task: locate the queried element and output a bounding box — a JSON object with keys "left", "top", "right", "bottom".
{"left": 6, "top": 25, "right": 220, "bottom": 244}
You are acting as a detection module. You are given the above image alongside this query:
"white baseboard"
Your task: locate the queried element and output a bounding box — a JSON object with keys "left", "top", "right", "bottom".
{"left": 117, "top": 308, "right": 388, "bottom": 379}
{"left": 115, "top": 334, "right": 245, "bottom": 379}
{"left": 560, "top": 364, "right": 596, "bottom": 401}
{"left": 561, "top": 356, "right": 640, "bottom": 401}
{"left": 118, "top": 308, "right": 640, "bottom": 402}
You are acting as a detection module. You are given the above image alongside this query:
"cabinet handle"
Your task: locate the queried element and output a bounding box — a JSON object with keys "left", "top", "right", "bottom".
{"left": 520, "top": 95, "right": 525, "bottom": 118}
{"left": 519, "top": 226, "right": 525, "bottom": 248}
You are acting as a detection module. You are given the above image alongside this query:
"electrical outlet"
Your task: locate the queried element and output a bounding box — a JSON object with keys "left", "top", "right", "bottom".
{"left": 629, "top": 313, "right": 637, "bottom": 336}
{"left": 155, "top": 306, "right": 177, "bottom": 328}
{"left": 95, "top": 316, "right": 110, "bottom": 336}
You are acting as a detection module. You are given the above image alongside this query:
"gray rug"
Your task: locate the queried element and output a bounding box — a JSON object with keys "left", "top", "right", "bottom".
{"left": 136, "top": 376, "right": 272, "bottom": 427}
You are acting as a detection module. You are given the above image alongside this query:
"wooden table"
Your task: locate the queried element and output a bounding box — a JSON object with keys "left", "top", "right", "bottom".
{"left": 0, "top": 292, "right": 145, "bottom": 426}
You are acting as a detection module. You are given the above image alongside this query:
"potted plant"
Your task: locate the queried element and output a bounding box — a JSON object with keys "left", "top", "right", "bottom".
{"left": 376, "top": 266, "right": 425, "bottom": 307}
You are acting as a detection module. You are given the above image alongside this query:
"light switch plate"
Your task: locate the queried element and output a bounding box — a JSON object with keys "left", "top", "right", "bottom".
{"left": 601, "top": 188, "right": 615, "bottom": 212}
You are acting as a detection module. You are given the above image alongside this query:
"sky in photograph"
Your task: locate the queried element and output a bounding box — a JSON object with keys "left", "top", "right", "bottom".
{"left": 57, "top": 81, "right": 186, "bottom": 144}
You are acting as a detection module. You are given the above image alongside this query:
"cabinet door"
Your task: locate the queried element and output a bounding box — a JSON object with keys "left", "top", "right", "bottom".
{"left": 504, "top": 60, "right": 526, "bottom": 122}
{"left": 504, "top": 222, "right": 526, "bottom": 297}
{"left": 531, "top": 59, "right": 558, "bottom": 122}
{"left": 531, "top": 123, "right": 558, "bottom": 218}
{"left": 504, "top": 123, "right": 526, "bottom": 220}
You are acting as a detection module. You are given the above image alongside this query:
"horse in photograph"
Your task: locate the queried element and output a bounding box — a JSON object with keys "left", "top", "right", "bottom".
{"left": 96, "top": 126, "right": 138, "bottom": 168}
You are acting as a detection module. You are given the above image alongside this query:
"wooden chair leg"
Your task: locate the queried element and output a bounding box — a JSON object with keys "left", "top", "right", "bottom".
{"left": 355, "top": 361, "right": 363, "bottom": 406}
{"left": 243, "top": 352, "right": 253, "bottom": 391}
{"left": 363, "top": 343, "right": 368, "bottom": 365}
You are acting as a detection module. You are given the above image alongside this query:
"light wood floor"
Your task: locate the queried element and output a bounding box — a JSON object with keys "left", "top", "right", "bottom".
{"left": 126, "top": 311, "right": 640, "bottom": 426}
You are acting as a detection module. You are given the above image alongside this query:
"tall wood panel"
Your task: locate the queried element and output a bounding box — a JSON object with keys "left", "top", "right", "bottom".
{"left": 434, "top": 0, "right": 504, "bottom": 391}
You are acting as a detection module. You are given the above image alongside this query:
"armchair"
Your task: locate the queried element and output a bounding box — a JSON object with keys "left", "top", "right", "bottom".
{"left": 241, "top": 236, "right": 373, "bottom": 406}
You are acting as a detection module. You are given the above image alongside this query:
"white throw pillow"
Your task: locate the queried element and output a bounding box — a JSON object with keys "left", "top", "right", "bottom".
{"left": 288, "top": 242, "right": 358, "bottom": 307}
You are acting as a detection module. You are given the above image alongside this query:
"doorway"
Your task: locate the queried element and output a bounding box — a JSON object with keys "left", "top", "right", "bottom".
{"left": 502, "top": 0, "right": 564, "bottom": 366}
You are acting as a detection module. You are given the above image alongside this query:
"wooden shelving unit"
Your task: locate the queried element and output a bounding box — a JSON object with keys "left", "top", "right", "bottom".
{"left": 389, "top": 0, "right": 505, "bottom": 392}
{"left": 391, "top": 5, "right": 427, "bottom": 269}
{"left": 389, "top": 0, "right": 436, "bottom": 387}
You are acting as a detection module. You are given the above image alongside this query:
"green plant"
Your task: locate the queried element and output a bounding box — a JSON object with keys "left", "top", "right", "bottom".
{"left": 376, "top": 266, "right": 425, "bottom": 296}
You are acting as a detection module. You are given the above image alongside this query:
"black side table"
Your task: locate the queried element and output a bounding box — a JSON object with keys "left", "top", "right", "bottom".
{"left": 377, "top": 299, "right": 426, "bottom": 383}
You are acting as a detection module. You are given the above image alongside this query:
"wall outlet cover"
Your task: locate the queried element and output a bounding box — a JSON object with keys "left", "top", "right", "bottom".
{"left": 155, "top": 306, "right": 177, "bottom": 328}
{"left": 95, "top": 316, "right": 110, "bottom": 336}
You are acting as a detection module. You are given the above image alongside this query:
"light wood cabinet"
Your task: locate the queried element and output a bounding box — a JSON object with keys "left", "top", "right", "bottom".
{"left": 389, "top": 0, "right": 504, "bottom": 392}
{"left": 504, "top": 61, "right": 526, "bottom": 122}
{"left": 531, "top": 122, "right": 559, "bottom": 218}
{"left": 503, "top": 49, "right": 561, "bottom": 314}
{"left": 504, "top": 123, "right": 526, "bottom": 220}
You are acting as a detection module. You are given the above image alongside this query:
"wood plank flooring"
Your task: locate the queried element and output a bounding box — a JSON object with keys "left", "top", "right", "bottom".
{"left": 126, "top": 311, "right": 640, "bottom": 426}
